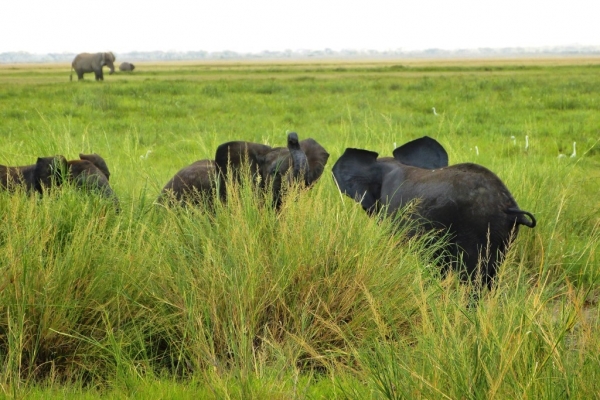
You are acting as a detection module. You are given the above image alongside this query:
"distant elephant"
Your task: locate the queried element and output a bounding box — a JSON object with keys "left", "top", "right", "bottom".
{"left": 70, "top": 52, "right": 116, "bottom": 81}
{"left": 119, "top": 62, "right": 135, "bottom": 72}
{"left": 1, "top": 153, "right": 117, "bottom": 205}
{"left": 215, "top": 132, "right": 330, "bottom": 208}
{"left": 332, "top": 136, "right": 536, "bottom": 289}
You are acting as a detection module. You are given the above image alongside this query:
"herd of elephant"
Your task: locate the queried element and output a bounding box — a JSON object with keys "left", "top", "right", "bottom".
{"left": 1, "top": 133, "right": 536, "bottom": 290}
{"left": 70, "top": 52, "right": 134, "bottom": 81}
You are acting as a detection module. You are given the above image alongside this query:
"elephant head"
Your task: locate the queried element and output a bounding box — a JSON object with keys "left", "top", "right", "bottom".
{"left": 215, "top": 132, "right": 330, "bottom": 207}
{"left": 332, "top": 136, "right": 536, "bottom": 289}
{"left": 66, "top": 153, "right": 115, "bottom": 199}
{"left": 71, "top": 52, "right": 116, "bottom": 81}
{"left": 102, "top": 52, "right": 116, "bottom": 75}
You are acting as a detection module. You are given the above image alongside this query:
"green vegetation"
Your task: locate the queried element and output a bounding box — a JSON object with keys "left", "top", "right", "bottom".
{"left": 0, "top": 59, "right": 599, "bottom": 398}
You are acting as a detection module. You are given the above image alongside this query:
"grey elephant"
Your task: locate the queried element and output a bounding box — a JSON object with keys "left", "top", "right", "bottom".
{"left": 1, "top": 153, "right": 117, "bottom": 205}
{"left": 1, "top": 156, "right": 66, "bottom": 193}
{"left": 65, "top": 153, "right": 115, "bottom": 198}
{"left": 159, "top": 132, "right": 329, "bottom": 208}
{"left": 332, "top": 136, "right": 536, "bottom": 289}
{"left": 159, "top": 160, "right": 218, "bottom": 206}
{"left": 70, "top": 52, "right": 116, "bottom": 81}
{"left": 215, "top": 132, "right": 330, "bottom": 208}
{"left": 119, "top": 62, "right": 135, "bottom": 72}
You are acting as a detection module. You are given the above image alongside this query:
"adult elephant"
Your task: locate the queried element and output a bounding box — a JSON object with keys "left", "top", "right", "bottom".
{"left": 1, "top": 153, "right": 117, "bottom": 205}
{"left": 70, "top": 52, "right": 116, "bottom": 81}
{"left": 332, "top": 136, "right": 536, "bottom": 289}
{"left": 159, "top": 132, "right": 329, "bottom": 208}
{"left": 119, "top": 62, "right": 135, "bottom": 72}
{"left": 215, "top": 132, "right": 329, "bottom": 208}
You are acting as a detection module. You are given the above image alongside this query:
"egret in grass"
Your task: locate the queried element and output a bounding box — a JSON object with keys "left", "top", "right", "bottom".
{"left": 432, "top": 107, "right": 439, "bottom": 116}
{"left": 570, "top": 141, "right": 576, "bottom": 158}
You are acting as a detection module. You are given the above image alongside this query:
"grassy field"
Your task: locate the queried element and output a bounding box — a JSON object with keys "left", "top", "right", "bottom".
{"left": 0, "top": 58, "right": 599, "bottom": 398}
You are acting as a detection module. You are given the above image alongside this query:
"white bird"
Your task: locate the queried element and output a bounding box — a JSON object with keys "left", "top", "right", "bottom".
{"left": 475, "top": 146, "right": 479, "bottom": 156}
{"left": 140, "top": 150, "right": 153, "bottom": 160}
{"left": 432, "top": 107, "right": 439, "bottom": 116}
{"left": 510, "top": 136, "right": 516, "bottom": 146}
{"left": 525, "top": 135, "right": 529, "bottom": 151}
{"left": 393, "top": 142, "right": 397, "bottom": 149}
{"left": 570, "top": 141, "right": 576, "bottom": 158}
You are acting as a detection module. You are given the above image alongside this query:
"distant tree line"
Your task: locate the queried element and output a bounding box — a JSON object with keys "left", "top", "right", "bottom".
{"left": 2, "top": 46, "right": 599, "bottom": 64}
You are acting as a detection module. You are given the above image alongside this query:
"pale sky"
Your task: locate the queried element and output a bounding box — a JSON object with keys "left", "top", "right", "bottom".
{"left": 2, "top": 0, "right": 598, "bottom": 54}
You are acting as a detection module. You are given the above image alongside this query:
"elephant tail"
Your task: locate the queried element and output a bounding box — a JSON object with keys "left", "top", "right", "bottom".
{"left": 506, "top": 207, "right": 537, "bottom": 228}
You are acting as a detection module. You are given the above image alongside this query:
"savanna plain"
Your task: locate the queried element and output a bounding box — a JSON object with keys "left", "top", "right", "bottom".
{"left": 0, "top": 58, "right": 599, "bottom": 399}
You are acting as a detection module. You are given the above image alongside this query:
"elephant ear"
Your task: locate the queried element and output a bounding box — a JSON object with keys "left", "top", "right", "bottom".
{"left": 79, "top": 153, "right": 110, "bottom": 180}
{"left": 34, "top": 155, "right": 68, "bottom": 193}
{"left": 332, "top": 148, "right": 382, "bottom": 213}
{"left": 215, "top": 141, "right": 272, "bottom": 180}
{"left": 299, "top": 138, "right": 330, "bottom": 186}
{"left": 392, "top": 136, "right": 448, "bottom": 169}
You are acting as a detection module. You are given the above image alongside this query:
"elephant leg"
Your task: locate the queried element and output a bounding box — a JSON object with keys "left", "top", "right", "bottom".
{"left": 77, "top": 70, "right": 84, "bottom": 80}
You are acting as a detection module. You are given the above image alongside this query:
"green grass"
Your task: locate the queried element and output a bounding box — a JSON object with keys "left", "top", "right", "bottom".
{"left": 0, "top": 59, "right": 599, "bottom": 398}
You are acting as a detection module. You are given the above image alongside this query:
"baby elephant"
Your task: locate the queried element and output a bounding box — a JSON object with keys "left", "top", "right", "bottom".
{"left": 158, "top": 132, "right": 330, "bottom": 208}
{"left": 159, "top": 160, "right": 218, "bottom": 206}
{"left": 1, "top": 155, "right": 65, "bottom": 193}
{"left": 66, "top": 153, "right": 115, "bottom": 200}
{"left": 1, "top": 153, "right": 117, "bottom": 204}
{"left": 119, "top": 62, "right": 135, "bottom": 72}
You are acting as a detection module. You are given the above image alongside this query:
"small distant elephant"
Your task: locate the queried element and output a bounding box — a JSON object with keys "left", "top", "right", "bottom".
{"left": 70, "top": 52, "right": 116, "bottom": 81}
{"left": 215, "top": 132, "right": 330, "bottom": 208}
{"left": 119, "top": 62, "right": 135, "bottom": 72}
{"left": 332, "top": 136, "right": 536, "bottom": 289}
{"left": 159, "top": 132, "right": 329, "bottom": 208}
{"left": 1, "top": 153, "right": 117, "bottom": 204}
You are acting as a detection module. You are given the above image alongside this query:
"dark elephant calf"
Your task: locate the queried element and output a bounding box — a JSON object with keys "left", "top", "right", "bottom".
{"left": 1, "top": 153, "right": 118, "bottom": 208}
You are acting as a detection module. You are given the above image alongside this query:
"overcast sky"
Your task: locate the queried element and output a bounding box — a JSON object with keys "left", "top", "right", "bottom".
{"left": 2, "top": 0, "right": 598, "bottom": 54}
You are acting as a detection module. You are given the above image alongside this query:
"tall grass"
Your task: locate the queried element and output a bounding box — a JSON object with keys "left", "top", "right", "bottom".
{"left": 0, "top": 60, "right": 598, "bottom": 397}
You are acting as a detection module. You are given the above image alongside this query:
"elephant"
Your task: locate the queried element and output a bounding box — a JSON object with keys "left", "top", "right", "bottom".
{"left": 119, "top": 62, "right": 135, "bottom": 72}
{"left": 159, "top": 132, "right": 329, "bottom": 208}
{"left": 70, "top": 52, "right": 116, "bottom": 81}
{"left": 332, "top": 136, "right": 536, "bottom": 289}
{"left": 159, "top": 160, "right": 218, "bottom": 206}
{"left": 215, "top": 132, "right": 330, "bottom": 208}
{"left": 1, "top": 153, "right": 117, "bottom": 206}
{"left": 65, "top": 153, "right": 115, "bottom": 199}
{"left": 1, "top": 156, "right": 66, "bottom": 193}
